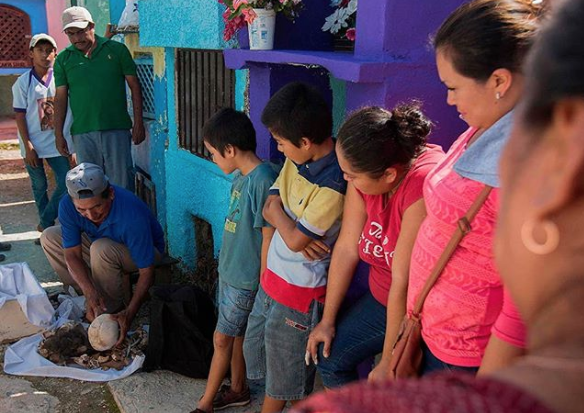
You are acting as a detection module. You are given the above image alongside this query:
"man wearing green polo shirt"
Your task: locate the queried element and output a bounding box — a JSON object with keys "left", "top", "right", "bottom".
{"left": 54, "top": 6, "right": 144, "bottom": 191}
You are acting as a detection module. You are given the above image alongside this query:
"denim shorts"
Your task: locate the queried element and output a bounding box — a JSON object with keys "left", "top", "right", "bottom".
{"left": 243, "top": 286, "right": 323, "bottom": 401}
{"left": 215, "top": 280, "right": 257, "bottom": 337}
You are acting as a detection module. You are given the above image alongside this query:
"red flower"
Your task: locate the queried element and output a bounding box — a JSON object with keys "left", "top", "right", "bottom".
{"left": 346, "top": 27, "right": 356, "bottom": 41}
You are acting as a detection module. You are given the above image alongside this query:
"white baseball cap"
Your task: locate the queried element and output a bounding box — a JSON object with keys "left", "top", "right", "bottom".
{"left": 29, "top": 34, "right": 57, "bottom": 50}
{"left": 62, "top": 6, "right": 94, "bottom": 31}
{"left": 66, "top": 163, "right": 110, "bottom": 199}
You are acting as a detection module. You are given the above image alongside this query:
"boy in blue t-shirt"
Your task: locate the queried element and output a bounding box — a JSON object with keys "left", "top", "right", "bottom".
{"left": 243, "top": 82, "right": 346, "bottom": 413}
{"left": 12, "top": 34, "right": 74, "bottom": 234}
{"left": 194, "top": 109, "right": 277, "bottom": 413}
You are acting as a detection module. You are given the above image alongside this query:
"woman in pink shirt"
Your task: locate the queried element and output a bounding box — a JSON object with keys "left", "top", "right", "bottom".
{"left": 305, "top": 104, "right": 444, "bottom": 387}
{"left": 408, "top": 0, "right": 545, "bottom": 375}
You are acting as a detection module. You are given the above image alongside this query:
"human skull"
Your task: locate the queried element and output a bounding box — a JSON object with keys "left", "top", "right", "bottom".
{"left": 88, "top": 314, "right": 119, "bottom": 351}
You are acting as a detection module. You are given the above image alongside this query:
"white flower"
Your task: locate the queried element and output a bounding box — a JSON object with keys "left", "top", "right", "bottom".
{"left": 347, "top": 0, "right": 357, "bottom": 14}
{"left": 322, "top": 7, "right": 350, "bottom": 34}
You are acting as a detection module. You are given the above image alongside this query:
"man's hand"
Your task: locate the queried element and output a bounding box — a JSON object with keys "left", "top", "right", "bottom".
{"left": 23, "top": 143, "right": 40, "bottom": 168}
{"left": 111, "top": 309, "right": 132, "bottom": 347}
{"left": 85, "top": 291, "right": 106, "bottom": 322}
{"left": 302, "top": 240, "right": 330, "bottom": 261}
{"left": 306, "top": 321, "right": 336, "bottom": 365}
{"left": 131, "top": 121, "right": 146, "bottom": 145}
{"left": 368, "top": 359, "right": 394, "bottom": 383}
{"left": 55, "top": 133, "right": 70, "bottom": 157}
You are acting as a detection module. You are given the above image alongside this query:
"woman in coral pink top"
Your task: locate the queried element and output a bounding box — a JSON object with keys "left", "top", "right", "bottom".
{"left": 408, "top": 0, "right": 545, "bottom": 375}
{"left": 305, "top": 104, "right": 444, "bottom": 387}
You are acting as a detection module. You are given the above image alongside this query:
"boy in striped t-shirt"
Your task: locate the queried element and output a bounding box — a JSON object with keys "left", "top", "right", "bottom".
{"left": 243, "top": 82, "right": 346, "bottom": 413}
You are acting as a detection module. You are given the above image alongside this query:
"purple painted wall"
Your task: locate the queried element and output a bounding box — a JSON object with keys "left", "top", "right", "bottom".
{"left": 249, "top": 64, "right": 332, "bottom": 161}
{"left": 225, "top": 0, "right": 468, "bottom": 159}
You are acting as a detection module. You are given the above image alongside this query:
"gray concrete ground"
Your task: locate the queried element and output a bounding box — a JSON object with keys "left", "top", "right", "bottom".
{"left": 108, "top": 371, "right": 265, "bottom": 413}
{"left": 0, "top": 143, "right": 61, "bottom": 291}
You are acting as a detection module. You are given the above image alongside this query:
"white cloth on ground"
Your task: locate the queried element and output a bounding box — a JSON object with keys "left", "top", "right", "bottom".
{"left": 0, "top": 262, "right": 54, "bottom": 327}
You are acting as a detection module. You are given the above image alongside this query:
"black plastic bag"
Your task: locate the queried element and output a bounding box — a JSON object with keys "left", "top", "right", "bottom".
{"left": 143, "top": 285, "right": 216, "bottom": 378}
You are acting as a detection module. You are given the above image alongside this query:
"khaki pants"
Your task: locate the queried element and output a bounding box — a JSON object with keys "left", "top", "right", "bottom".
{"left": 41, "top": 225, "right": 161, "bottom": 312}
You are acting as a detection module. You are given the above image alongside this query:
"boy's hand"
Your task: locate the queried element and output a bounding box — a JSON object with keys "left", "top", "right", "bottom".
{"left": 306, "top": 320, "right": 336, "bottom": 365}
{"left": 263, "top": 195, "right": 283, "bottom": 226}
{"left": 55, "top": 134, "right": 70, "bottom": 157}
{"left": 24, "top": 144, "right": 40, "bottom": 168}
{"left": 301, "top": 240, "right": 330, "bottom": 261}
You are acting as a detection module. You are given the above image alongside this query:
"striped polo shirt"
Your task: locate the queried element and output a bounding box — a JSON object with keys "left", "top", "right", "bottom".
{"left": 262, "top": 149, "right": 346, "bottom": 313}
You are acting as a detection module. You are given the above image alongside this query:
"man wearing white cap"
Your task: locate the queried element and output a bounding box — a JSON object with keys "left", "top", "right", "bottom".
{"left": 41, "top": 163, "right": 165, "bottom": 344}
{"left": 12, "top": 34, "right": 74, "bottom": 234}
{"left": 53, "top": 6, "right": 145, "bottom": 191}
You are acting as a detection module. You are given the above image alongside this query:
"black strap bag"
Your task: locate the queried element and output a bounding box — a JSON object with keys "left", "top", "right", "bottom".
{"left": 143, "top": 285, "right": 216, "bottom": 378}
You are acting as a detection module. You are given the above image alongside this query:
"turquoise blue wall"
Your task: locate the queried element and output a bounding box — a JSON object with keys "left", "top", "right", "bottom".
{"left": 150, "top": 73, "right": 169, "bottom": 236}
{"left": 136, "top": 0, "right": 247, "bottom": 270}
{"left": 0, "top": 0, "right": 47, "bottom": 75}
{"left": 330, "top": 76, "right": 347, "bottom": 136}
{"left": 139, "top": 0, "right": 223, "bottom": 49}
{"left": 164, "top": 48, "right": 232, "bottom": 268}
{"left": 73, "top": 0, "right": 110, "bottom": 35}
{"left": 108, "top": 0, "right": 124, "bottom": 25}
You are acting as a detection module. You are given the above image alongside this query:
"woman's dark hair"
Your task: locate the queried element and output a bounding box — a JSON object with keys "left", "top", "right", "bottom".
{"left": 522, "top": 0, "right": 584, "bottom": 131}
{"left": 337, "top": 104, "right": 431, "bottom": 178}
{"left": 261, "top": 82, "right": 332, "bottom": 147}
{"left": 203, "top": 108, "right": 256, "bottom": 156}
{"left": 433, "top": 0, "right": 546, "bottom": 81}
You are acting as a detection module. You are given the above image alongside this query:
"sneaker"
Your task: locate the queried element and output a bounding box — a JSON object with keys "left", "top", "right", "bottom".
{"left": 213, "top": 384, "right": 251, "bottom": 411}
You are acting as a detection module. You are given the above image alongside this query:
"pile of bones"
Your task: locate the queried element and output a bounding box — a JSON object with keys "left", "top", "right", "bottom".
{"left": 37, "top": 321, "right": 147, "bottom": 371}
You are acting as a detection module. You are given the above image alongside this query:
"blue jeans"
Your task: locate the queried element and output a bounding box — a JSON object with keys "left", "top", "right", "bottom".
{"left": 26, "top": 156, "right": 70, "bottom": 229}
{"left": 317, "top": 291, "right": 386, "bottom": 388}
{"left": 244, "top": 286, "right": 322, "bottom": 400}
{"left": 420, "top": 340, "right": 479, "bottom": 376}
{"left": 216, "top": 280, "right": 256, "bottom": 337}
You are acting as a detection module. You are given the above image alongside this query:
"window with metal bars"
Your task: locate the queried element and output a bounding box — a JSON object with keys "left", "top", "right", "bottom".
{"left": 176, "top": 49, "right": 236, "bottom": 158}
{"left": 135, "top": 55, "right": 155, "bottom": 119}
{"left": 0, "top": 5, "right": 31, "bottom": 68}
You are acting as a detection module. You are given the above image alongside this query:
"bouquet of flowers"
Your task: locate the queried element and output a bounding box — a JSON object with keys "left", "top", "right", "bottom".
{"left": 220, "top": 0, "right": 304, "bottom": 41}
{"left": 322, "top": 0, "right": 357, "bottom": 41}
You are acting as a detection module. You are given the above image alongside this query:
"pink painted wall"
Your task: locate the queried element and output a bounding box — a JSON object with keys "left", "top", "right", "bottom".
{"left": 46, "top": 0, "right": 68, "bottom": 52}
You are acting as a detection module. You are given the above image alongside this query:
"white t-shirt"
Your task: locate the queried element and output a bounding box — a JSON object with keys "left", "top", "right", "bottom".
{"left": 12, "top": 68, "right": 73, "bottom": 158}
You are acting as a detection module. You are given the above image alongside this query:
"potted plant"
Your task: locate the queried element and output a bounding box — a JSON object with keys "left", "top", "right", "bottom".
{"left": 219, "top": 0, "right": 304, "bottom": 50}
{"left": 322, "top": 0, "right": 357, "bottom": 51}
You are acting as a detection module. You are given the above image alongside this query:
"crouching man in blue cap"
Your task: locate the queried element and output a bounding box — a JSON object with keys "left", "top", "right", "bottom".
{"left": 41, "top": 163, "right": 164, "bottom": 345}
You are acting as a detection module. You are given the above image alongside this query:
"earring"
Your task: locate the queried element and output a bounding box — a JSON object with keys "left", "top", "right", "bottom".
{"left": 496, "top": 92, "right": 501, "bottom": 100}
{"left": 521, "top": 219, "right": 560, "bottom": 255}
